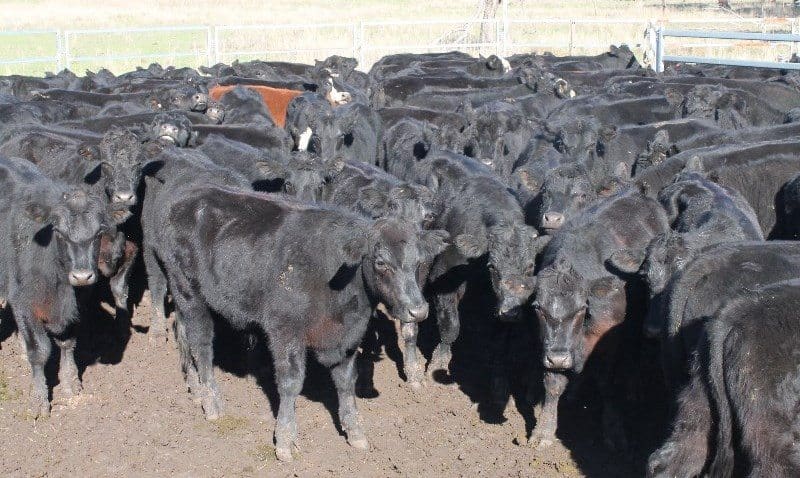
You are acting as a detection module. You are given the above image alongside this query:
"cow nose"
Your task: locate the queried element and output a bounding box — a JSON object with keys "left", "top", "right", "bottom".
{"left": 544, "top": 352, "right": 572, "bottom": 371}
{"left": 542, "top": 211, "right": 565, "bottom": 230}
{"left": 69, "top": 270, "right": 96, "bottom": 287}
{"left": 113, "top": 192, "right": 136, "bottom": 204}
{"left": 407, "top": 303, "right": 429, "bottom": 322}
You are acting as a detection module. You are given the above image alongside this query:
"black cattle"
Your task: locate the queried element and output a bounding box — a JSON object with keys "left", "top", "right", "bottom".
{"left": 0, "top": 156, "right": 108, "bottom": 417}
{"left": 284, "top": 92, "right": 339, "bottom": 156}
{"left": 509, "top": 45, "right": 640, "bottom": 70}
{"left": 648, "top": 278, "right": 800, "bottom": 478}
{"left": 531, "top": 186, "right": 669, "bottom": 450}
{"left": 530, "top": 162, "right": 597, "bottom": 233}
{"left": 0, "top": 99, "right": 81, "bottom": 126}
{"left": 546, "top": 94, "right": 682, "bottom": 127}
{"left": 334, "top": 101, "right": 382, "bottom": 165}
{"left": 383, "top": 119, "right": 542, "bottom": 388}
{"left": 609, "top": 160, "right": 763, "bottom": 340}
{"left": 147, "top": 183, "right": 447, "bottom": 461}
{"left": 216, "top": 85, "right": 275, "bottom": 125}
{"left": 648, "top": 242, "right": 800, "bottom": 393}
{"left": 321, "top": 160, "right": 436, "bottom": 229}
{"left": 140, "top": 146, "right": 253, "bottom": 341}
{"left": 777, "top": 172, "right": 800, "bottom": 239}
{"left": 196, "top": 133, "right": 288, "bottom": 192}
{"left": 192, "top": 124, "right": 293, "bottom": 155}
{"left": 462, "top": 101, "right": 533, "bottom": 180}
{"left": 378, "top": 105, "right": 473, "bottom": 154}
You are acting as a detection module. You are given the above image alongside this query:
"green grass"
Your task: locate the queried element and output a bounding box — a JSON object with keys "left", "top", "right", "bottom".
{"left": 0, "top": 0, "right": 797, "bottom": 75}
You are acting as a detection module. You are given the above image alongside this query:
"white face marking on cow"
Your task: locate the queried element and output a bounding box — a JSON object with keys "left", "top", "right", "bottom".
{"left": 297, "top": 127, "right": 313, "bottom": 151}
{"left": 325, "top": 77, "right": 352, "bottom": 106}
{"left": 500, "top": 56, "right": 512, "bottom": 73}
{"left": 569, "top": 90, "right": 576, "bottom": 98}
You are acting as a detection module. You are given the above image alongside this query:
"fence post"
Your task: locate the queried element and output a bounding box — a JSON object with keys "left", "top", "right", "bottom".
{"left": 55, "top": 30, "right": 64, "bottom": 72}
{"left": 64, "top": 31, "right": 71, "bottom": 70}
{"left": 655, "top": 26, "right": 664, "bottom": 73}
{"left": 358, "top": 21, "right": 365, "bottom": 67}
{"left": 352, "top": 23, "right": 359, "bottom": 60}
{"left": 569, "top": 20, "right": 575, "bottom": 56}
{"left": 206, "top": 26, "right": 214, "bottom": 66}
{"left": 213, "top": 26, "right": 221, "bottom": 65}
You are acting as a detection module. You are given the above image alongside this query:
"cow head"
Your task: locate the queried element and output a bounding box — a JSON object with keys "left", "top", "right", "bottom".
{"left": 533, "top": 259, "right": 626, "bottom": 373}
{"left": 607, "top": 232, "right": 691, "bottom": 338}
{"left": 455, "top": 221, "right": 545, "bottom": 321}
{"left": 155, "top": 84, "right": 209, "bottom": 113}
{"left": 25, "top": 188, "right": 108, "bottom": 287}
{"left": 352, "top": 219, "right": 449, "bottom": 323}
{"left": 149, "top": 112, "right": 197, "bottom": 147}
{"left": 463, "top": 102, "right": 530, "bottom": 179}
{"left": 285, "top": 93, "right": 341, "bottom": 157}
{"left": 256, "top": 152, "right": 344, "bottom": 203}
{"left": 535, "top": 164, "right": 595, "bottom": 234}
{"left": 205, "top": 100, "right": 226, "bottom": 124}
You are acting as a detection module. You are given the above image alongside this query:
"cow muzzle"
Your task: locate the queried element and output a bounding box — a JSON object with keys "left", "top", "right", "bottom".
{"left": 69, "top": 269, "right": 97, "bottom": 287}
{"left": 543, "top": 351, "right": 573, "bottom": 371}
{"left": 541, "top": 211, "right": 565, "bottom": 232}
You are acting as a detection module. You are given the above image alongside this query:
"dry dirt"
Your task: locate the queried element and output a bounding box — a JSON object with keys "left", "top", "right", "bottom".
{"left": 0, "top": 284, "right": 666, "bottom": 478}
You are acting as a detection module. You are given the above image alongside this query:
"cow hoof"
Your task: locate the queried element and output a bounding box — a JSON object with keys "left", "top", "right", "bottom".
{"left": 275, "top": 446, "right": 294, "bottom": 463}
{"left": 27, "top": 396, "right": 50, "bottom": 419}
{"left": 346, "top": 428, "right": 370, "bottom": 450}
{"left": 61, "top": 378, "right": 83, "bottom": 398}
{"left": 407, "top": 378, "right": 425, "bottom": 391}
{"left": 528, "top": 432, "right": 559, "bottom": 450}
{"left": 202, "top": 395, "right": 222, "bottom": 421}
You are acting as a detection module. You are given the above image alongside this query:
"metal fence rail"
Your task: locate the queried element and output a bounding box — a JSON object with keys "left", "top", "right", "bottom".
{"left": 654, "top": 27, "right": 800, "bottom": 72}
{"left": 1, "top": 17, "right": 800, "bottom": 75}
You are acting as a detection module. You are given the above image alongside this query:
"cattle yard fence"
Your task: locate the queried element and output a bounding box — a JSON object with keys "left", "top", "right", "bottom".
{"left": 2, "top": 17, "right": 800, "bottom": 75}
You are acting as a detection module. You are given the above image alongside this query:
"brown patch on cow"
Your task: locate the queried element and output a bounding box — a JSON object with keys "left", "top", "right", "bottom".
{"left": 305, "top": 315, "right": 344, "bottom": 349}
{"left": 123, "top": 240, "right": 138, "bottom": 261}
{"left": 98, "top": 234, "right": 114, "bottom": 276}
{"left": 209, "top": 85, "right": 303, "bottom": 127}
{"left": 32, "top": 297, "right": 54, "bottom": 324}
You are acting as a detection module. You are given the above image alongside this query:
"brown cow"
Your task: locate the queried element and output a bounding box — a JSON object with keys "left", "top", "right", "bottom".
{"left": 210, "top": 85, "right": 303, "bottom": 127}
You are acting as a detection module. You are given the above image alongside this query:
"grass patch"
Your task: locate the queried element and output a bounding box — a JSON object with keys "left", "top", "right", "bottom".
{"left": 251, "top": 443, "right": 277, "bottom": 463}
{"left": 212, "top": 415, "right": 249, "bottom": 436}
{"left": 0, "top": 375, "right": 19, "bottom": 402}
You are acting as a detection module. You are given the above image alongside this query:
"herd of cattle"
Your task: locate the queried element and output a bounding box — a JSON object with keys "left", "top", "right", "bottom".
{"left": 0, "top": 44, "right": 799, "bottom": 475}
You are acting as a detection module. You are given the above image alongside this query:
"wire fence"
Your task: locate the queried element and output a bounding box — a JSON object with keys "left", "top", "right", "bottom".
{"left": 1, "top": 17, "right": 798, "bottom": 75}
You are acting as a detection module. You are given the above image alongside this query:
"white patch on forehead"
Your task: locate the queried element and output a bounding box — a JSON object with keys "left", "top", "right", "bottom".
{"left": 297, "top": 127, "right": 313, "bottom": 151}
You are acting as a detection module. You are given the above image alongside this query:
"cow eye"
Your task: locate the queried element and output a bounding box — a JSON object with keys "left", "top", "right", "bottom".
{"left": 374, "top": 259, "right": 390, "bottom": 272}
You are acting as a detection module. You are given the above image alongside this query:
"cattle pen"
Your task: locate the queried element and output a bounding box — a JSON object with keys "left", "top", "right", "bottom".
{"left": 2, "top": 16, "right": 800, "bottom": 75}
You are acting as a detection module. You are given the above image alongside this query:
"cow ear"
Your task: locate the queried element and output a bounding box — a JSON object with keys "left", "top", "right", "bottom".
{"left": 532, "top": 234, "right": 552, "bottom": 255}
{"left": 25, "top": 202, "right": 52, "bottom": 225}
{"left": 360, "top": 188, "right": 388, "bottom": 217}
{"left": 454, "top": 233, "right": 488, "bottom": 258}
{"left": 77, "top": 143, "right": 100, "bottom": 161}
{"left": 342, "top": 234, "right": 367, "bottom": 265}
{"left": 665, "top": 88, "right": 684, "bottom": 107}
{"left": 588, "top": 276, "right": 620, "bottom": 299}
{"left": 517, "top": 169, "right": 540, "bottom": 193}
{"left": 255, "top": 160, "right": 287, "bottom": 180}
{"left": 421, "top": 229, "right": 450, "bottom": 259}
{"left": 606, "top": 248, "right": 646, "bottom": 275}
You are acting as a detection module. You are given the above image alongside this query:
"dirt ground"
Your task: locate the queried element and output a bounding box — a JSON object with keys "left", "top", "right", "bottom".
{"left": 0, "top": 284, "right": 667, "bottom": 478}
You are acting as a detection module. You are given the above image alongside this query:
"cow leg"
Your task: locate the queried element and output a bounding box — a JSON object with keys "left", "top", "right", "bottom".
{"left": 18, "top": 321, "right": 51, "bottom": 418}
{"left": 172, "top": 293, "right": 221, "bottom": 420}
{"left": 400, "top": 322, "right": 424, "bottom": 390}
{"left": 143, "top": 246, "right": 169, "bottom": 343}
{"left": 109, "top": 240, "right": 138, "bottom": 314}
{"left": 173, "top": 311, "right": 201, "bottom": 404}
{"left": 489, "top": 322, "right": 513, "bottom": 409}
{"left": 647, "top": 371, "right": 711, "bottom": 478}
{"left": 529, "top": 371, "right": 568, "bottom": 449}
{"left": 428, "top": 286, "right": 463, "bottom": 379}
{"left": 270, "top": 335, "right": 307, "bottom": 462}
{"left": 330, "top": 348, "right": 369, "bottom": 450}
{"left": 54, "top": 336, "right": 81, "bottom": 397}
